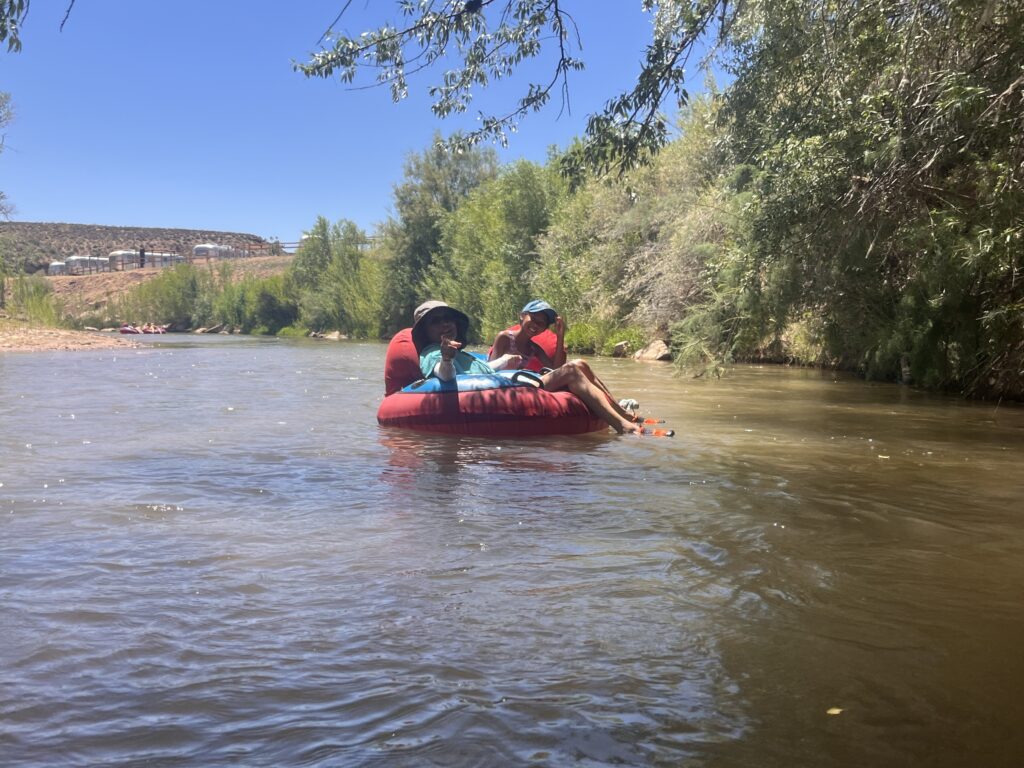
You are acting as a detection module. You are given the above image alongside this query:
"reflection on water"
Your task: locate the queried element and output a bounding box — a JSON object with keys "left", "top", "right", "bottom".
{"left": 2, "top": 339, "right": 1023, "bottom": 766}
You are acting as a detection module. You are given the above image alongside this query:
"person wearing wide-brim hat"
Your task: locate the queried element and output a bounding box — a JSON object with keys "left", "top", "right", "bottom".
{"left": 411, "top": 300, "right": 470, "bottom": 352}
{"left": 412, "top": 300, "right": 522, "bottom": 382}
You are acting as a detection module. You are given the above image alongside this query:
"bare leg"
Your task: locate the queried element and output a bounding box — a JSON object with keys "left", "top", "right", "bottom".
{"left": 542, "top": 362, "right": 642, "bottom": 435}
{"left": 566, "top": 358, "right": 636, "bottom": 421}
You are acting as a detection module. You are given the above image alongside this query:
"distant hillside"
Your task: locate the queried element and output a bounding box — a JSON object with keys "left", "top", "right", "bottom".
{"left": 0, "top": 221, "right": 273, "bottom": 273}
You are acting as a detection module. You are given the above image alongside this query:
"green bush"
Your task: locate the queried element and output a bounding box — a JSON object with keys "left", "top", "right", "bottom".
{"left": 211, "top": 277, "right": 254, "bottom": 331}
{"left": 111, "top": 264, "right": 215, "bottom": 327}
{"left": 250, "top": 275, "right": 298, "bottom": 335}
{"left": 9, "top": 274, "right": 66, "bottom": 326}
{"left": 99, "top": 265, "right": 299, "bottom": 334}
{"left": 564, "top": 322, "right": 599, "bottom": 354}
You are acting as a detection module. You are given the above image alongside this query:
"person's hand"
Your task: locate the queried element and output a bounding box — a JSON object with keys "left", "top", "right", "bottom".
{"left": 553, "top": 316, "right": 565, "bottom": 336}
{"left": 490, "top": 353, "right": 523, "bottom": 370}
{"left": 440, "top": 334, "right": 463, "bottom": 362}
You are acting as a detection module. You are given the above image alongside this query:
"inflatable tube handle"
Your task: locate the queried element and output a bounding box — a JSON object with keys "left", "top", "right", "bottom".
{"left": 510, "top": 370, "right": 544, "bottom": 388}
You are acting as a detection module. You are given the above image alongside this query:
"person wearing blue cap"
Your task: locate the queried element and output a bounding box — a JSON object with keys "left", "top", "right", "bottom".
{"left": 489, "top": 299, "right": 567, "bottom": 372}
{"left": 489, "top": 300, "right": 652, "bottom": 435}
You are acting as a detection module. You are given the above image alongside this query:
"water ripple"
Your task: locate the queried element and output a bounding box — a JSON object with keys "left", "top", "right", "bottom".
{"left": 2, "top": 341, "right": 1024, "bottom": 765}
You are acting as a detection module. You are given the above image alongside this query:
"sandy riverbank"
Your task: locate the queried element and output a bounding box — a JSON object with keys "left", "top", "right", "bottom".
{"left": 0, "top": 324, "right": 139, "bottom": 353}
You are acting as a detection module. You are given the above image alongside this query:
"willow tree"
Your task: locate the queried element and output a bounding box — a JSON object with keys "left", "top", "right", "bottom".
{"left": 0, "top": 1, "right": 30, "bottom": 52}
{"left": 712, "top": 0, "right": 1024, "bottom": 395}
{"left": 424, "top": 158, "right": 567, "bottom": 338}
{"left": 299, "top": 1, "right": 731, "bottom": 180}
{"left": 1, "top": 0, "right": 79, "bottom": 51}
{"left": 292, "top": 217, "right": 384, "bottom": 337}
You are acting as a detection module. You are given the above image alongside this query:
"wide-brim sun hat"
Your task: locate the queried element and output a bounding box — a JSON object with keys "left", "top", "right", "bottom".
{"left": 411, "top": 300, "right": 470, "bottom": 350}
{"left": 521, "top": 299, "right": 557, "bottom": 325}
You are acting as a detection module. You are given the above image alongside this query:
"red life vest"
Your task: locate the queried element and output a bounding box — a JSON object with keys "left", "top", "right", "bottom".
{"left": 489, "top": 325, "right": 559, "bottom": 372}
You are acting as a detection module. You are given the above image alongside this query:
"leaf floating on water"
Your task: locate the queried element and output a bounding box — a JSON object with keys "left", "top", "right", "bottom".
{"left": 826, "top": 707, "right": 844, "bottom": 715}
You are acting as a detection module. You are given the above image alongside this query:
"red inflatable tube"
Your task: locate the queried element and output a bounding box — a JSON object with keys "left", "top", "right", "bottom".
{"left": 377, "top": 384, "right": 607, "bottom": 436}
{"left": 380, "top": 328, "right": 606, "bottom": 436}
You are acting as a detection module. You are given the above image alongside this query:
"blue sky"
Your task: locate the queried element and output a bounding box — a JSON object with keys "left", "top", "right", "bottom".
{"left": 2, "top": 2, "right": 716, "bottom": 242}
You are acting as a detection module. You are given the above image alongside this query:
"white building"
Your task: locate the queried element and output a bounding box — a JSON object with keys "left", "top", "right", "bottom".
{"left": 65, "top": 255, "right": 111, "bottom": 274}
{"left": 193, "top": 243, "right": 249, "bottom": 260}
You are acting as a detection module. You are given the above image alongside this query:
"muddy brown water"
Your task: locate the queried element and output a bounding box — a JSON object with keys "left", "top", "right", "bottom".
{"left": 2, "top": 336, "right": 1022, "bottom": 766}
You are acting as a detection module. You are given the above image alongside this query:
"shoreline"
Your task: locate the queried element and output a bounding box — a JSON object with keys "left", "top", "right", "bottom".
{"left": 0, "top": 324, "right": 140, "bottom": 353}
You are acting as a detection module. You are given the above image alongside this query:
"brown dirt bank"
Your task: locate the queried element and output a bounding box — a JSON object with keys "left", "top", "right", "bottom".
{"left": 0, "top": 322, "right": 140, "bottom": 353}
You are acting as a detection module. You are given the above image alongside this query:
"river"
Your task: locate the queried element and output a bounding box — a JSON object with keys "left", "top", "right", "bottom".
{"left": 2, "top": 335, "right": 1022, "bottom": 766}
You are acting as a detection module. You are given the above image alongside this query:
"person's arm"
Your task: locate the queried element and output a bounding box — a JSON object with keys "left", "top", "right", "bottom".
{"left": 489, "top": 353, "right": 524, "bottom": 371}
{"left": 433, "top": 335, "right": 461, "bottom": 381}
{"left": 487, "top": 330, "right": 523, "bottom": 369}
{"left": 529, "top": 316, "right": 567, "bottom": 369}
{"left": 551, "top": 315, "right": 567, "bottom": 368}
{"left": 434, "top": 358, "right": 456, "bottom": 381}
{"left": 488, "top": 331, "right": 511, "bottom": 361}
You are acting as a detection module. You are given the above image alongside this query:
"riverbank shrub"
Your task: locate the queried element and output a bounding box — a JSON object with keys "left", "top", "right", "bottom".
{"left": 560, "top": 319, "right": 648, "bottom": 357}
{"left": 211, "top": 272, "right": 255, "bottom": 331}
{"left": 661, "top": 0, "right": 1024, "bottom": 398}
{"left": 563, "top": 321, "right": 599, "bottom": 354}
{"left": 7, "top": 274, "right": 65, "bottom": 326}
{"left": 276, "top": 325, "right": 308, "bottom": 339}
{"left": 107, "top": 264, "right": 216, "bottom": 328}
{"left": 292, "top": 217, "right": 385, "bottom": 338}
{"left": 248, "top": 275, "right": 298, "bottom": 335}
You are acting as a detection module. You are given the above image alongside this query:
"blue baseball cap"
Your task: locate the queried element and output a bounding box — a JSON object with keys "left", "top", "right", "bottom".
{"left": 521, "top": 299, "right": 557, "bottom": 324}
